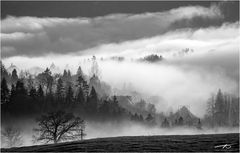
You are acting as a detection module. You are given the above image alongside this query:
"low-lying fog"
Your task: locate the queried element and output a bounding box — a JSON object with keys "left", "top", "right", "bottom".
{"left": 3, "top": 48, "right": 238, "bottom": 117}
{"left": 3, "top": 120, "right": 239, "bottom": 147}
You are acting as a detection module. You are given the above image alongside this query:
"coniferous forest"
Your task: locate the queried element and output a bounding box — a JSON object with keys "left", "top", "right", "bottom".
{"left": 1, "top": 58, "right": 239, "bottom": 133}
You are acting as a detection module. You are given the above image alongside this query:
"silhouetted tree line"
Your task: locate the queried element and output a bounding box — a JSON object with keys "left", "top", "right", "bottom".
{"left": 139, "top": 54, "right": 163, "bottom": 63}
{"left": 1, "top": 66, "right": 127, "bottom": 121}
{"left": 1, "top": 61, "right": 161, "bottom": 126}
{"left": 1, "top": 62, "right": 239, "bottom": 128}
{"left": 158, "top": 89, "right": 239, "bottom": 129}
{"left": 204, "top": 89, "right": 239, "bottom": 127}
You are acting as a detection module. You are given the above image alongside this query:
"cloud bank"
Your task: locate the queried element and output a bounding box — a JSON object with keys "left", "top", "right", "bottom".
{"left": 1, "top": 4, "right": 224, "bottom": 57}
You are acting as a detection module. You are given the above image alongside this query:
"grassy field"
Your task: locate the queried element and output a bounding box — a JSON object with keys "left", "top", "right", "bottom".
{"left": 1, "top": 133, "right": 239, "bottom": 152}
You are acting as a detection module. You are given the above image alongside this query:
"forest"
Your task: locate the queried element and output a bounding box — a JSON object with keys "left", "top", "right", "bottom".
{"left": 1, "top": 56, "right": 239, "bottom": 147}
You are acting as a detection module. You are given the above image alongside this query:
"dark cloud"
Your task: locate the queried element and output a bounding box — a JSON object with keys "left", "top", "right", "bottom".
{"left": 218, "top": 0, "right": 239, "bottom": 22}
{"left": 1, "top": 4, "right": 227, "bottom": 58}
{"left": 1, "top": 1, "right": 213, "bottom": 19}
{"left": 170, "top": 15, "right": 223, "bottom": 29}
{"left": 2, "top": 1, "right": 238, "bottom": 22}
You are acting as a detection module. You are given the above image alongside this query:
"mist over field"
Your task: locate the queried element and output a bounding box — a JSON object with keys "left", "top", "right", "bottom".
{"left": 2, "top": 119, "right": 238, "bottom": 147}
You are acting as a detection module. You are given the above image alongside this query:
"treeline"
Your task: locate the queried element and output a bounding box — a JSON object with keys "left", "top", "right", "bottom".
{"left": 1, "top": 61, "right": 157, "bottom": 124}
{"left": 204, "top": 89, "right": 239, "bottom": 127}
{"left": 1, "top": 67, "right": 126, "bottom": 121}
{"left": 1, "top": 60, "right": 239, "bottom": 128}
{"left": 138, "top": 54, "right": 163, "bottom": 63}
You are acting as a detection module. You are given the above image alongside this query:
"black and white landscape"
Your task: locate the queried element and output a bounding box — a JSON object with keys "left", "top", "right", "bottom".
{"left": 1, "top": 1, "right": 239, "bottom": 152}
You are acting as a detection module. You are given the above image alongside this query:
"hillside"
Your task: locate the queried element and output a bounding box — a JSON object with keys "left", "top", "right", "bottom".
{"left": 170, "top": 106, "right": 199, "bottom": 126}
{"left": 1, "top": 133, "right": 239, "bottom": 152}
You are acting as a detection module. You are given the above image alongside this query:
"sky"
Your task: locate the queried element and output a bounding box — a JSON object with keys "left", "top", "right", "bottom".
{"left": 1, "top": 1, "right": 239, "bottom": 117}
{"left": 1, "top": 0, "right": 239, "bottom": 57}
{"left": 0, "top": 1, "right": 231, "bottom": 18}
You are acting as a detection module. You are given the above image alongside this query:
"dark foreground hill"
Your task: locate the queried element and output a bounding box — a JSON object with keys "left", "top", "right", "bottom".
{"left": 1, "top": 133, "right": 239, "bottom": 152}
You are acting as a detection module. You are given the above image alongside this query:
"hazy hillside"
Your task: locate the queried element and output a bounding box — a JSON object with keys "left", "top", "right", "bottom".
{"left": 170, "top": 106, "right": 199, "bottom": 126}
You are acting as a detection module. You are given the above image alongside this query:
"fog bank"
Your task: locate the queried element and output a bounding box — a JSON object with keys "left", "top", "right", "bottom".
{"left": 2, "top": 120, "right": 239, "bottom": 148}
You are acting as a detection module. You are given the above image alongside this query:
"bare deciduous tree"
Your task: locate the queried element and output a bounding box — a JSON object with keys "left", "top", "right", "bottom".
{"left": 1, "top": 126, "right": 23, "bottom": 148}
{"left": 33, "top": 110, "right": 86, "bottom": 144}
